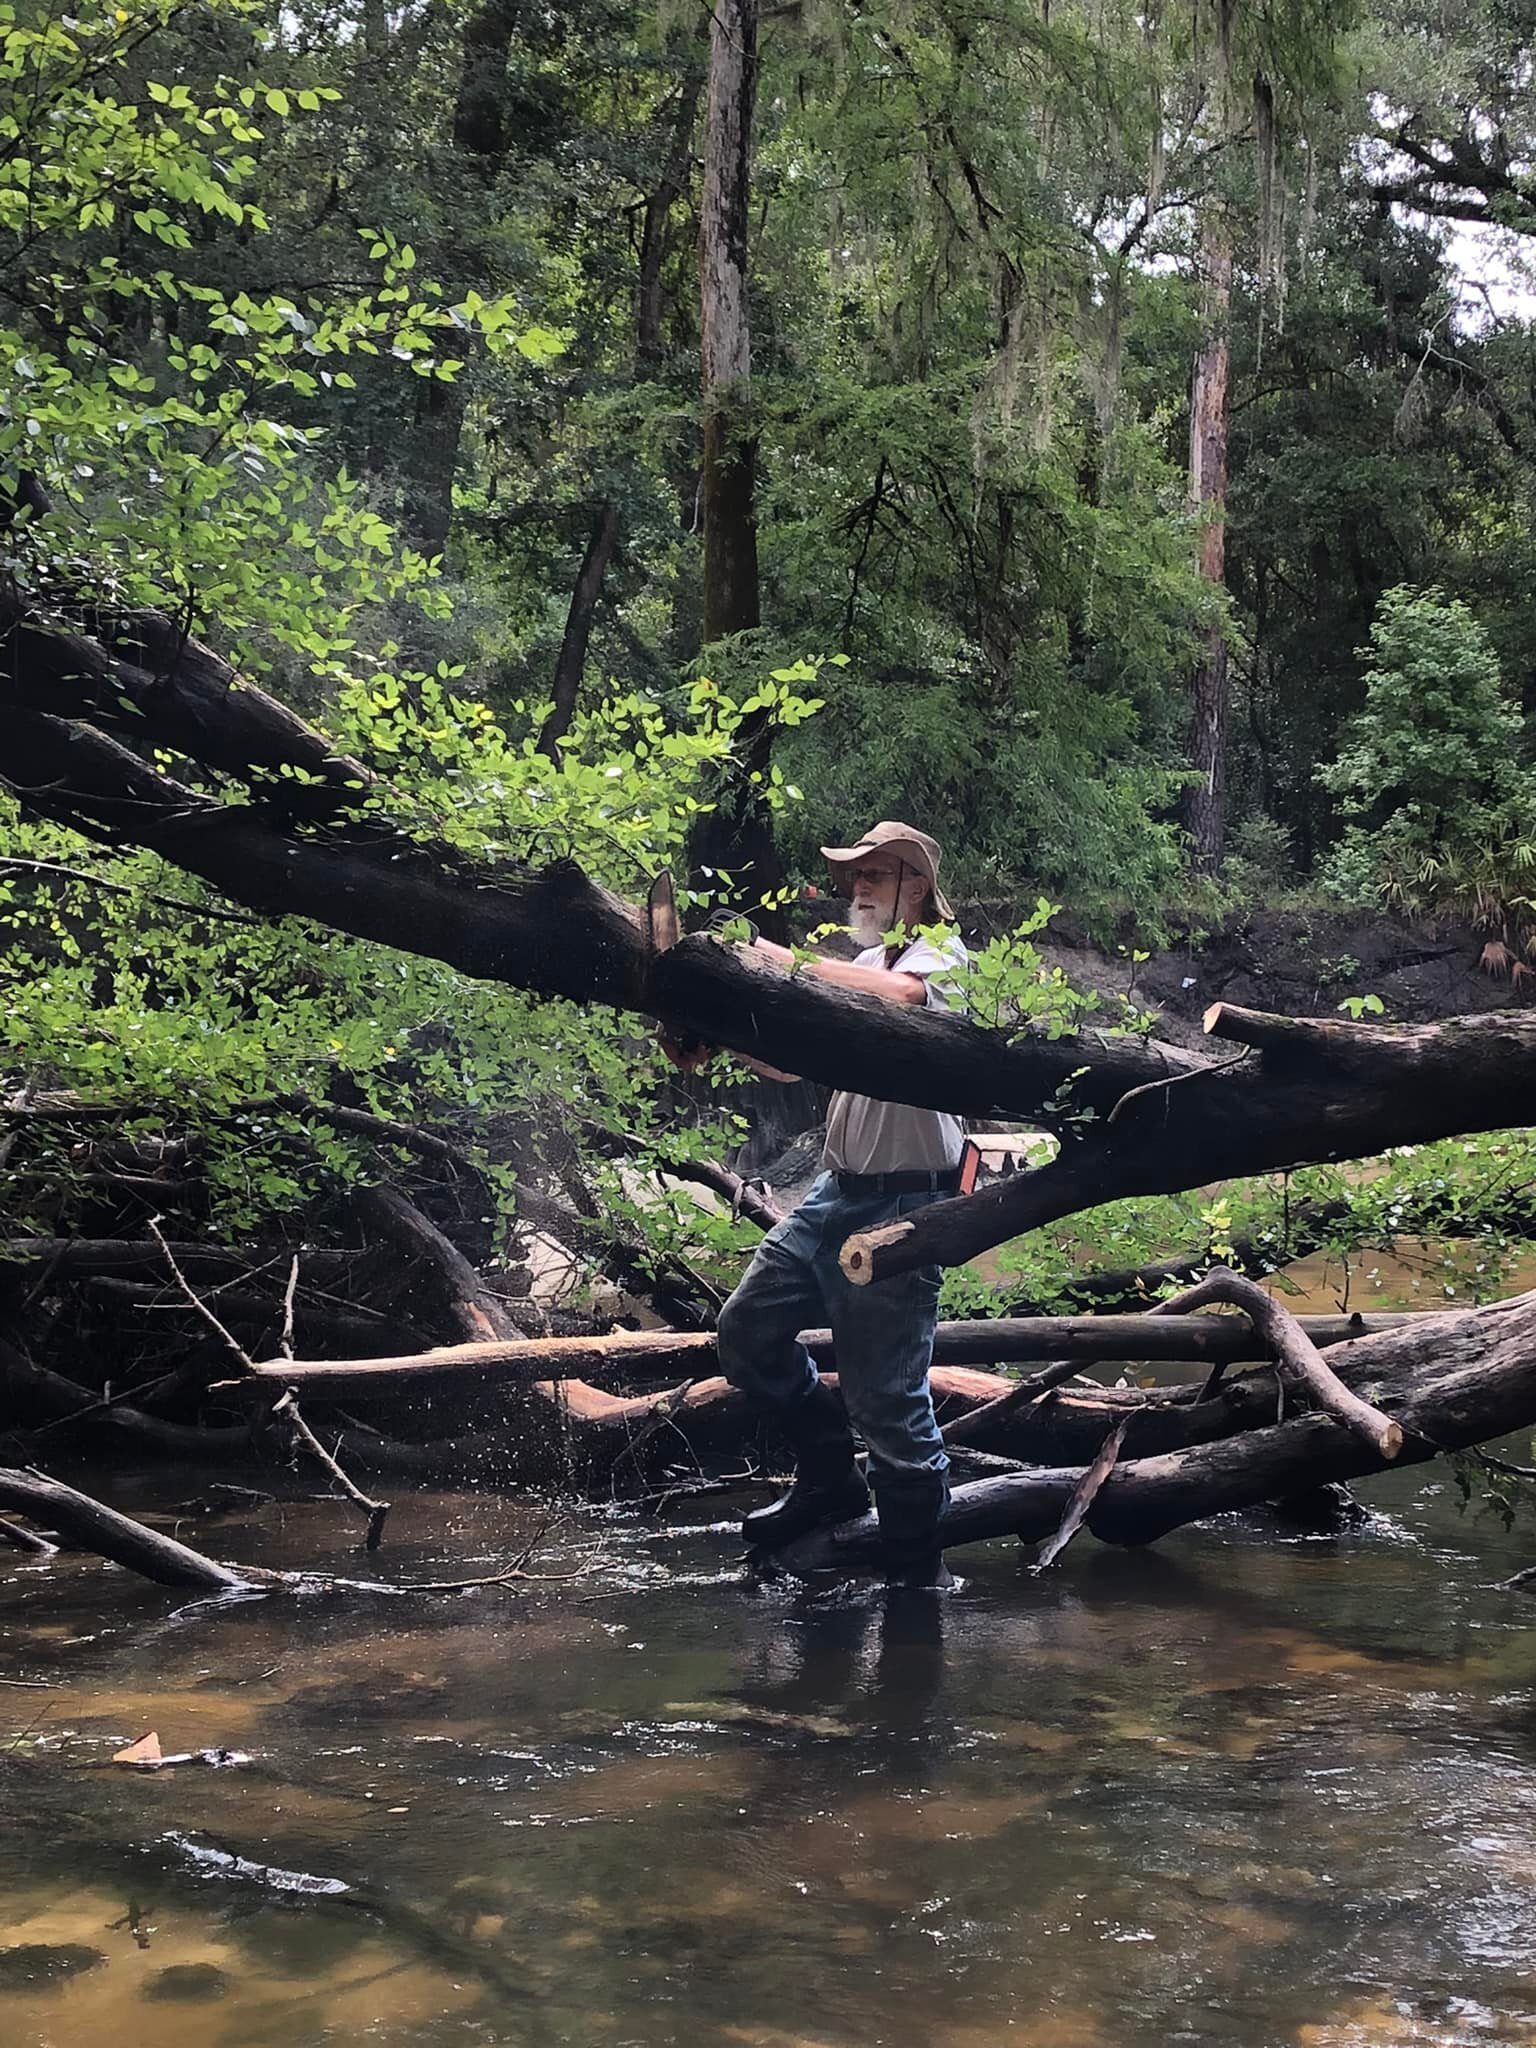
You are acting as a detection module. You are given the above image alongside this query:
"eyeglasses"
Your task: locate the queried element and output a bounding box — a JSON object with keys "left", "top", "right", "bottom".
{"left": 847, "top": 864, "right": 900, "bottom": 887}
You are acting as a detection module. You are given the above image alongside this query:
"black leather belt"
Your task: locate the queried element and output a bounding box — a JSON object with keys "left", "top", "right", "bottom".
{"left": 834, "top": 1169, "right": 962, "bottom": 1197}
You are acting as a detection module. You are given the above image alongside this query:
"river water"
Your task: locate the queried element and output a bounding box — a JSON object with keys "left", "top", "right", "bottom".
{"left": 3, "top": 1273, "right": 1536, "bottom": 2047}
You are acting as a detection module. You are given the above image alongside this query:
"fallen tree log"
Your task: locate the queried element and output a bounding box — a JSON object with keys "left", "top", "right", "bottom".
{"left": 243, "top": 1307, "right": 1416, "bottom": 1398}
{"left": 0, "top": 1467, "right": 259, "bottom": 1591}
{"left": 8, "top": 616, "right": 1536, "bottom": 1290}
{"left": 0, "top": 1237, "right": 365, "bottom": 1288}
{"left": 0, "top": 1337, "right": 255, "bottom": 1460}
{"left": 1147, "top": 1268, "right": 1403, "bottom": 1458}
{"left": 780, "top": 1287, "right": 1536, "bottom": 1570}
{"left": 838, "top": 1005, "right": 1536, "bottom": 1286}
{"left": 0, "top": 704, "right": 1196, "bottom": 1127}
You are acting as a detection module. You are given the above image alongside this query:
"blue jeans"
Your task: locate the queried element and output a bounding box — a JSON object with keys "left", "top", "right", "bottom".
{"left": 716, "top": 1173, "right": 948, "bottom": 1483}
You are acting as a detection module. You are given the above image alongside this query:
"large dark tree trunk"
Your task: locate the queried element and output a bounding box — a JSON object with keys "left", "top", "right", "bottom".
{"left": 537, "top": 70, "right": 703, "bottom": 757}
{"left": 690, "top": 0, "right": 785, "bottom": 929}
{"left": 395, "top": 0, "right": 529, "bottom": 556}
{"left": 6, "top": 630, "right": 1536, "bottom": 1295}
{"left": 537, "top": 500, "right": 621, "bottom": 755}
{"left": 1181, "top": 207, "right": 1232, "bottom": 872}
{"left": 451, "top": 0, "right": 524, "bottom": 162}
{"left": 639, "top": 71, "right": 705, "bottom": 372}
{"left": 698, "top": 0, "right": 759, "bottom": 643}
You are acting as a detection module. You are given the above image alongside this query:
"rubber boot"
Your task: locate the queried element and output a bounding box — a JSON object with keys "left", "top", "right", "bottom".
{"left": 873, "top": 1467, "right": 955, "bottom": 1592}
{"left": 742, "top": 1381, "right": 869, "bottom": 1551}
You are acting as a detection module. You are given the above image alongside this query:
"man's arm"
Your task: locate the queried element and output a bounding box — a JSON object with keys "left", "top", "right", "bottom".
{"left": 750, "top": 938, "right": 928, "bottom": 1006}
{"left": 663, "top": 936, "right": 928, "bottom": 1083}
{"left": 739, "top": 938, "right": 929, "bottom": 1079}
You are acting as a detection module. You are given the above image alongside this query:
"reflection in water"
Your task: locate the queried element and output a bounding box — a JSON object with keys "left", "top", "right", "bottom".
{"left": 1, "top": 1459, "right": 1535, "bottom": 2048}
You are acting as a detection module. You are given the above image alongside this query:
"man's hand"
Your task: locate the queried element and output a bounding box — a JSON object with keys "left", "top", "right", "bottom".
{"left": 751, "top": 935, "right": 927, "bottom": 1006}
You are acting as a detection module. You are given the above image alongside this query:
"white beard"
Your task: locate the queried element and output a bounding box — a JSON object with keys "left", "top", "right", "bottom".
{"left": 848, "top": 903, "right": 890, "bottom": 948}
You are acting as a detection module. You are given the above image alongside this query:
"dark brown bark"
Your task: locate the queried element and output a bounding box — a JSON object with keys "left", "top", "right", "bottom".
{"left": 399, "top": 376, "right": 464, "bottom": 561}
{"left": 8, "top": 659, "right": 1536, "bottom": 1285}
{"left": 355, "top": 1184, "right": 514, "bottom": 1344}
{"left": 397, "top": 0, "right": 531, "bottom": 555}
{"left": 1145, "top": 1267, "right": 1403, "bottom": 1458}
{"left": 699, "top": 0, "right": 759, "bottom": 642}
{"left": 0, "top": 1237, "right": 361, "bottom": 1288}
{"left": 1, "top": 598, "right": 370, "bottom": 817}
{"left": 691, "top": 0, "right": 787, "bottom": 928}
{"left": 0, "top": 1467, "right": 256, "bottom": 1590}
{"left": 0, "top": 700, "right": 1202, "bottom": 1123}
{"left": 0, "top": 1338, "right": 255, "bottom": 1459}
{"left": 638, "top": 73, "right": 705, "bottom": 370}
{"left": 451, "top": 0, "right": 524, "bottom": 162}
{"left": 537, "top": 499, "right": 621, "bottom": 755}
{"left": 639, "top": 1150, "right": 783, "bottom": 1232}
{"left": 780, "top": 1288, "right": 1536, "bottom": 1569}
{"left": 1180, "top": 208, "right": 1232, "bottom": 873}
{"left": 537, "top": 67, "right": 702, "bottom": 757}
{"left": 838, "top": 1005, "right": 1536, "bottom": 1286}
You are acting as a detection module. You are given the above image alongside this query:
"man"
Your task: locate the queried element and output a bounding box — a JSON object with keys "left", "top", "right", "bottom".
{"left": 713, "top": 820, "right": 968, "bottom": 1591}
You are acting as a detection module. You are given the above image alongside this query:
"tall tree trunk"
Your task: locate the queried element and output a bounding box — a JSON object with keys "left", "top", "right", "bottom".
{"left": 400, "top": 377, "right": 463, "bottom": 563}
{"left": 699, "top": 0, "right": 759, "bottom": 642}
{"left": 537, "top": 500, "right": 621, "bottom": 755}
{"left": 451, "top": 0, "right": 523, "bottom": 160}
{"left": 536, "top": 71, "right": 704, "bottom": 757}
{"left": 691, "top": 0, "right": 785, "bottom": 930}
{"left": 1181, "top": 207, "right": 1232, "bottom": 873}
{"left": 395, "top": 0, "right": 526, "bottom": 558}
{"left": 638, "top": 72, "right": 704, "bottom": 371}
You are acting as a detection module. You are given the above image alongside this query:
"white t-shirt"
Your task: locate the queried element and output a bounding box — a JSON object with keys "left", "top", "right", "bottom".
{"left": 821, "top": 934, "right": 969, "bottom": 1175}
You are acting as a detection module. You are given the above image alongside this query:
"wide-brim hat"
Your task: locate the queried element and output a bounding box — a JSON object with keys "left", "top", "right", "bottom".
{"left": 818, "top": 819, "right": 953, "bottom": 920}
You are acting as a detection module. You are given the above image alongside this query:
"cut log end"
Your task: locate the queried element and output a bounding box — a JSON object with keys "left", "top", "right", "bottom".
{"left": 839, "top": 1218, "right": 915, "bottom": 1287}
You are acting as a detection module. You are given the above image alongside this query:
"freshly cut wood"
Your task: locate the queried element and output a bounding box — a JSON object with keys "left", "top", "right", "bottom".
{"left": 1148, "top": 1267, "right": 1403, "bottom": 1459}
{"left": 244, "top": 1308, "right": 1415, "bottom": 1398}
{"left": 113, "top": 1732, "right": 163, "bottom": 1768}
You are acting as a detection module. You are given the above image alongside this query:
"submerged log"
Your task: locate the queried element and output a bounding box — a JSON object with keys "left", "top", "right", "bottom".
{"left": 0, "top": 1468, "right": 259, "bottom": 1591}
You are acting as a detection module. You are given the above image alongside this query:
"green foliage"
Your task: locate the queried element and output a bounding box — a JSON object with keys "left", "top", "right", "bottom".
{"left": 0, "top": 657, "right": 815, "bottom": 1269}
{"left": 0, "top": 0, "right": 535, "bottom": 668}
{"left": 942, "top": 1127, "right": 1536, "bottom": 1320}
{"left": 1317, "top": 587, "right": 1534, "bottom": 958}
{"left": 1224, "top": 815, "right": 1298, "bottom": 897}
{"left": 1318, "top": 586, "right": 1522, "bottom": 828}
